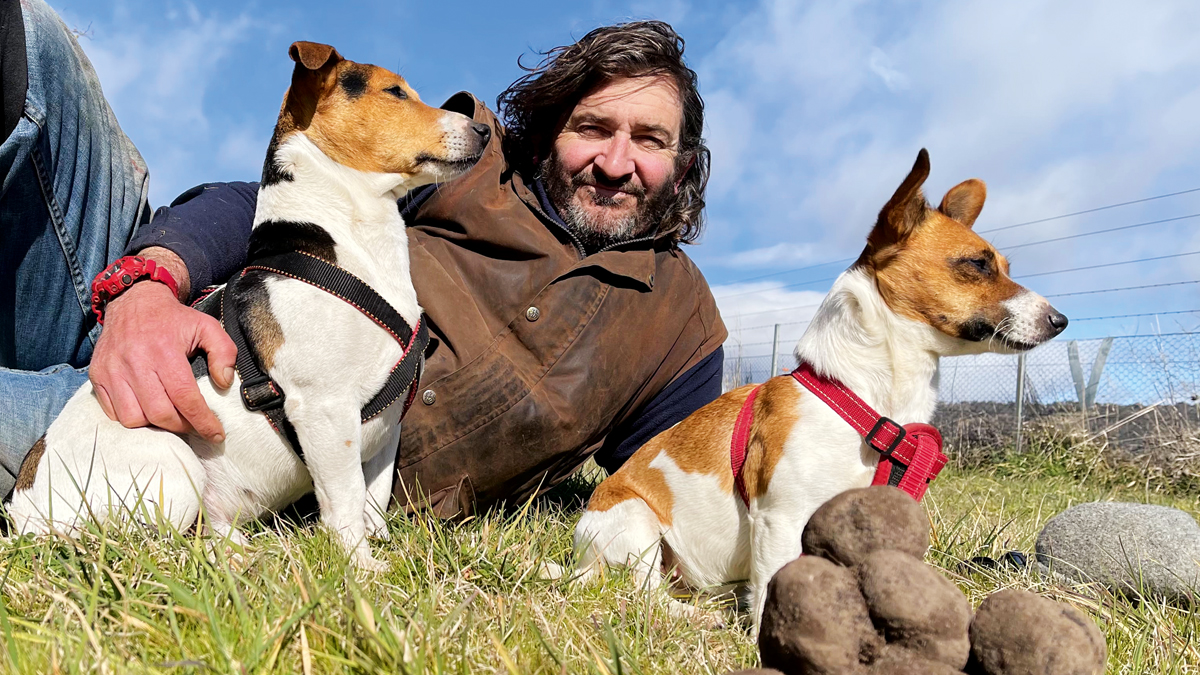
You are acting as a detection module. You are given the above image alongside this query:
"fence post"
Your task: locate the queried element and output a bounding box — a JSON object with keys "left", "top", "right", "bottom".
{"left": 1015, "top": 352, "right": 1026, "bottom": 453}
{"left": 770, "top": 324, "right": 781, "bottom": 378}
{"left": 1084, "top": 337, "right": 1113, "bottom": 408}
{"left": 1068, "top": 341, "right": 1086, "bottom": 412}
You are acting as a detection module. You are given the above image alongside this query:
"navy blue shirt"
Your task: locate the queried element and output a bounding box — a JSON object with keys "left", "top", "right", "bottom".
{"left": 127, "top": 181, "right": 723, "bottom": 472}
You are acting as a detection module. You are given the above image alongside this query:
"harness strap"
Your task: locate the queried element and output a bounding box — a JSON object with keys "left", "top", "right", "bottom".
{"left": 187, "top": 252, "right": 429, "bottom": 458}
{"left": 220, "top": 279, "right": 305, "bottom": 453}
{"left": 790, "top": 362, "right": 946, "bottom": 501}
{"left": 728, "top": 363, "right": 947, "bottom": 508}
{"left": 243, "top": 252, "right": 429, "bottom": 422}
{"left": 729, "top": 385, "right": 761, "bottom": 508}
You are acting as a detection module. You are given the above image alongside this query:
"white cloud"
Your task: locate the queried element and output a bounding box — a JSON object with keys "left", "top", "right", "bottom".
{"left": 868, "top": 47, "right": 908, "bottom": 92}
{"left": 698, "top": 0, "right": 1200, "bottom": 336}
{"left": 55, "top": 1, "right": 262, "bottom": 206}
{"left": 720, "top": 242, "right": 816, "bottom": 268}
{"left": 703, "top": 89, "right": 755, "bottom": 197}
{"left": 716, "top": 282, "right": 827, "bottom": 361}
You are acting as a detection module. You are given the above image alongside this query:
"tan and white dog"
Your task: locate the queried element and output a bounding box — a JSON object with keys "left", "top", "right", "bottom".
{"left": 568, "top": 149, "right": 1068, "bottom": 625}
{"left": 8, "top": 43, "right": 489, "bottom": 570}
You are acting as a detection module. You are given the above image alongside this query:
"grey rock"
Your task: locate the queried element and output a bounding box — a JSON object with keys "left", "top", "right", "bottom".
{"left": 1036, "top": 501, "right": 1200, "bottom": 602}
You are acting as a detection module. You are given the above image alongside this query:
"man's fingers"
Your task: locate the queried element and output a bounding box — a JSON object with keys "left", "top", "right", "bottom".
{"left": 94, "top": 383, "right": 118, "bottom": 422}
{"left": 161, "top": 369, "right": 225, "bottom": 442}
{"left": 197, "top": 315, "right": 238, "bottom": 389}
{"left": 109, "top": 380, "right": 151, "bottom": 430}
{"left": 141, "top": 385, "right": 190, "bottom": 435}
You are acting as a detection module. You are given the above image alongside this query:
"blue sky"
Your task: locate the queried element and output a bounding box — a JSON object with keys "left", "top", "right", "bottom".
{"left": 52, "top": 0, "right": 1200, "bottom": 358}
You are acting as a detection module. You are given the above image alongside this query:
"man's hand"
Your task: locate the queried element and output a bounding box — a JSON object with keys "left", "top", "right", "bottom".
{"left": 89, "top": 248, "right": 238, "bottom": 442}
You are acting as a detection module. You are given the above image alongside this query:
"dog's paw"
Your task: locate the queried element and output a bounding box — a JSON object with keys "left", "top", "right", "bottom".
{"left": 538, "top": 561, "right": 567, "bottom": 580}
{"left": 206, "top": 539, "right": 250, "bottom": 569}
{"left": 352, "top": 550, "right": 390, "bottom": 574}
{"left": 206, "top": 522, "right": 251, "bottom": 567}
{"left": 666, "top": 600, "right": 727, "bottom": 629}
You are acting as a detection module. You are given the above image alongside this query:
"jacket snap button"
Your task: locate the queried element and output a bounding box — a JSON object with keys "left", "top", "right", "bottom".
{"left": 422, "top": 389, "right": 436, "bottom": 405}
{"left": 525, "top": 306, "right": 541, "bottom": 322}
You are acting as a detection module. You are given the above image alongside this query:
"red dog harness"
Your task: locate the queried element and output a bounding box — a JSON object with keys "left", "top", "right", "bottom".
{"left": 730, "top": 362, "right": 947, "bottom": 506}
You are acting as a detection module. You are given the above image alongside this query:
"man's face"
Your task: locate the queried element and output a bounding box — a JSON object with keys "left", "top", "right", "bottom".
{"left": 542, "top": 75, "right": 683, "bottom": 250}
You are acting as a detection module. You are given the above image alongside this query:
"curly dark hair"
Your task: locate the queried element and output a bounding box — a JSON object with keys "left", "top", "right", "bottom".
{"left": 496, "top": 20, "right": 710, "bottom": 246}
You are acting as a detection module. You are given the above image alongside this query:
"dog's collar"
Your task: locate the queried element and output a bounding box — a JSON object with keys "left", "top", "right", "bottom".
{"left": 729, "top": 362, "right": 947, "bottom": 508}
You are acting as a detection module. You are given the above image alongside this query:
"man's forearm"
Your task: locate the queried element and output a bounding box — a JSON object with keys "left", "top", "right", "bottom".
{"left": 123, "top": 181, "right": 260, "bottom": 301}
{"left": 138, "top": 246, "right": 191, "bottom": 302}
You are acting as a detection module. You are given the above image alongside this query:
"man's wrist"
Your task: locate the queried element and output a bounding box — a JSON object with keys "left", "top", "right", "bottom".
{"left": 137, "top": 246, "right": 192, "bottom": 301}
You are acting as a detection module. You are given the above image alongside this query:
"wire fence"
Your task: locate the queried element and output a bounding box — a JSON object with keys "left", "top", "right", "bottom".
{"left": 723, "top": 332, "right": 1200, "bottom": 462}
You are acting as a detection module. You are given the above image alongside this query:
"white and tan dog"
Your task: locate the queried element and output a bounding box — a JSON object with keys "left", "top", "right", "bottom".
{"left": 568, "top": 149, "right": 1068, "bottom": 625}
{"left": 8, "top": 42, "right": 489, "bottom": 570}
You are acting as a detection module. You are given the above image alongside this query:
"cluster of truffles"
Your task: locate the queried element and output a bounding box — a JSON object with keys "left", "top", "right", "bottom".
{"left": 733, "top": 486, "right": 1106, "bottom": 675}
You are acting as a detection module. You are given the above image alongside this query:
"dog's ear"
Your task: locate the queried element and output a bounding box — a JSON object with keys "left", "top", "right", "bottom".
{"left": 280, "top": 42, "right": 344, "bottom": 132}
{"left": 868, "top": 149, "right": 931, "bottom": 252}
{"left": 289, "top": 42, "right": 343, "bottom": 71}
{"left": 938, "top": 179, "right": 987, "bottom": 229}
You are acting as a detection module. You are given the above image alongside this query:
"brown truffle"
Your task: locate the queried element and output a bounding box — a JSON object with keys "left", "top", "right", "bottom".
{"left": 759, "top": 556, "right": 882, "bottom": 675}
{"left": 858, "top": 549, "right": 972, "bottom": 669}
{"left": 866, "top": 645, "right": 965, "bottom": 675}
{"left": 969, "top": 588, "right": 1106, "bottom": 675}
{"left": 801, "top": 486, "right": 930, "bottom": 567}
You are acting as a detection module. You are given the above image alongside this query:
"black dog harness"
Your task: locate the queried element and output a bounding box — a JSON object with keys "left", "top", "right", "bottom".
{"left": 192, "top": 251, "right": 428, "bottom": 458}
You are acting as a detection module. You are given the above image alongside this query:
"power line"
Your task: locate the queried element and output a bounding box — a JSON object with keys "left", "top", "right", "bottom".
{"left": 718, "top": 302, "right": 823, "bottom": 319}
{"left": 716, "top": 257, "right": 856, "bottom": 286}
{"left": 1001, "top": 213, "right": 1200, "bottom": 251}
{"left": 724, "top": 340, "right": 777, "bottom": 348}
{"left": 1014, "top": 250, "right": 1200, "bottom": 279}
{"left": 1045, "top": 279, "right": 1200, "bottom": 298}
{"left": 1081, "top": 331, "right": 1196, "bottom": 339}
{"left": 714, "top": 187, "right": 1200, "bottom": 288}
{"left": 726, "top": 309, "right": 1200, "bottom": 336}
{"left": 718, "top": 248, "right": 1200, "bottom": 299}
{"left": 978, "top": 186, "right": 1200, "bottom": 235}
{"left": 1071, "top": 309, "right": 1200, "bottom": 322}
{"left": 716, "top": 275, "right": 840, "bottom": 300}
{"left": 725, "top": 319, "right": 814, "bottom": 332}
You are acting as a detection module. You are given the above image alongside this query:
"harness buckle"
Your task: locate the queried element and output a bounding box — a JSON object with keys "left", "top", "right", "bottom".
{"left": 240, "top": 373, "right": 286, "bottom": 412}
{"left": 865, "top": 416, "right": 906, "bottom": 458}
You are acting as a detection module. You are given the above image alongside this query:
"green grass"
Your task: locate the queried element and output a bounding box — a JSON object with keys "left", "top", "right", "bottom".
{"left": 1, "top": 434, "right": 1197, "bottom": 674}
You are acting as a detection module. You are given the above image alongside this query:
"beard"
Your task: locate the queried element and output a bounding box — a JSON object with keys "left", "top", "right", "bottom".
{"left": 539, "top": 153, "right": 676, "bottom": 253}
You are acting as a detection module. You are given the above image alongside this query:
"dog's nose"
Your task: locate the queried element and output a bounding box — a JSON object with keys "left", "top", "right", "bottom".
{"left": 1047, "top": 311, "right": 1068, "bottom": 334}
{"left": 471, "top": 122, "right": 491, "bottom": 144}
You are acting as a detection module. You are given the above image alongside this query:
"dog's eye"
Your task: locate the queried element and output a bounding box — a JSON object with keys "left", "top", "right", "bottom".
{"left": 384, "top": 85, "right": 408, "bottom": 100}
{"left": 965, "top": 257, "right": 991, "bottom": 274}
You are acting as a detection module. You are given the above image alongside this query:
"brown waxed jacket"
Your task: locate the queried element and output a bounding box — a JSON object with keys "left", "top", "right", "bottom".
{"left": 394, "top": 93, "right": 727, "bottom": 516}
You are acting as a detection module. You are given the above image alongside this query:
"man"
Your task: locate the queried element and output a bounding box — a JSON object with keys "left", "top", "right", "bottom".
{"left": 2, "top": 4, "right": 727, "bottom": 515}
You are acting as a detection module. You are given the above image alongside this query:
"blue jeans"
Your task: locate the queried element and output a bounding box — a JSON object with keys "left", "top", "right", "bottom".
{"left": 0, "top": 0, "right": 150, "bottom": 495}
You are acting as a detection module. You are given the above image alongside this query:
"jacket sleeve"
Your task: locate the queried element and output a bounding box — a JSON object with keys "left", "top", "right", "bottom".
{"left": 125, "top": 181, "right": 260, "bottom": 301}
{"left": 593, "top": 346, "right": 724, "bottom": 474}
